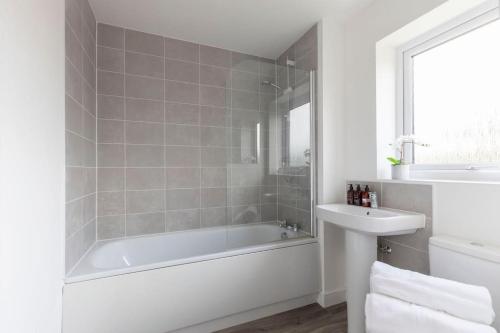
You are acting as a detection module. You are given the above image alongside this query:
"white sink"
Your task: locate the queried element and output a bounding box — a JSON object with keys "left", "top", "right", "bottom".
{"left": 316, "top": 203, "right": 425, "bottom": 236}
{"left": 316, "top": 204, "right": 425, "bottom": 333}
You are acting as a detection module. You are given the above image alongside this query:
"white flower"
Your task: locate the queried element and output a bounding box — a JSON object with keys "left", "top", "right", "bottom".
{"left": 389, "top": 135, "right": 429, "bottom": 163}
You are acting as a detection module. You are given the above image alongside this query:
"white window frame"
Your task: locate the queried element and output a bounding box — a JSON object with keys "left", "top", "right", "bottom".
{"left": 397, "top": 2, "right": 500, "bottom": 180}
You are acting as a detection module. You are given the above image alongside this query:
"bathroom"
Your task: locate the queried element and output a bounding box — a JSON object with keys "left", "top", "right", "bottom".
{"left": 2, "top": 0, "right": 500, "bottom": 332}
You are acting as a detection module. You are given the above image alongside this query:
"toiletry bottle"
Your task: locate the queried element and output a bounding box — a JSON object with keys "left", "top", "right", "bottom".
{"left": 361, "top": 185, "right": 371, "bottom": 207}
{"left": 369, "top": 192, "right": 378, "bottom": 209}
{"left": 354, "top": 184, "right": 362, "bottom": 206}
{"left": 347, "top": 184, "right": 354, "bottom": 205}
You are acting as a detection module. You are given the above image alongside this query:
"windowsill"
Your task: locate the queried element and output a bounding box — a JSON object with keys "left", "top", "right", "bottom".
{"left": 375, "top": 172, "right": 500, "bottom": 186}
{"left": 353, "top": 174, "right": 500, "bottom": 186}
{"left": 410, "top": 169, "right": 500, "bottom": 184}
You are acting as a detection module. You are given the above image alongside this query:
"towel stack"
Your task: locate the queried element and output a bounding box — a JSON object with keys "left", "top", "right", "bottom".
{"left": 365, "top": 261, "right": 497, "bottom": 333}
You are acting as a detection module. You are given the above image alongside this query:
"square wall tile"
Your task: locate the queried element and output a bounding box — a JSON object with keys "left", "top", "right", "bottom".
{"left": 381, "top": 183, "right": 433, "bottom": 218}
{"left": 126, "top": 145, "right": 164, "bottom": 167}
{"left": 165, "top": 102, "right": 199, "bottom": 125}
{"left": 200, "top": 127, "right": 229, "bottom": 147}
{"left": 201, "top": 188, "right": 227, "bottom": 208}
{"left": 97, "top": 144, "right": 125, "bottom": 167}
{"left": 200, "top": 106, "right": 230, "bottom": 127}
{"left": 165, "top": 124, "right": 200, "bottom": 146}
{"left": 98, "top": 23, "right": 124, "bottom": 49}
{"left": 164, "top": 37, "right": 199, "bottom": 62}
{"left": 66, "top": 95, "right": 83, "bottom": 134}
{"left": 166, "top": 209, "right": 200, "bottom": 231}
{"left": 126, "top": 212, "right": 165, "bottom": 236}
{"left": 125, "top": 52, "right": 164, "bottom": 78}
{"left": 164, "top": 80, "right": 199, "bottom": 104}
{"left": 201, "top": 207, "right": 228, "bottom": 228}
{"left": 201, "top": 147, "right": 228, "bottom": 167}
{"left": 165, "top": 146, "right": 200, "bottom": 167}
{"left": 165, "top": 168, "right": 200, "bottom": 189}
{"left": 165, "top": 189, "right": 201, "bottom": 210}
{"left": 231, "top": 71, "right": 259, "bottom": 92}
{"left": 98, "top": 46, "right": 124, "bottom": 72}
{"left": 98, "top": 119, "right": 124, "bottom": 144}
{"left": 126, "top": 168, "right": 165, "bottom": 190}
{"left": 98, "top": 71, "right": 124, "bottom": 96}
{"left": 200, "top": 65, "right": 230, "bottom": 87}
{"left": 65, "top": 220, "right": 96, "bottom": 273}
{"left": 98, "top": 215, "right": 125, "bottom": 239}
{"left": 126, "top": 121, "right": 164, "bottom": 145}
{"left": 199, "top": 86, "right": 227, "bottom": 107}
{"left": 165, "top": 58, "right": 199, "bottom": 83}
{"left": 201, "top": 167, "right": 227, "bottom": 188}
{"left": 66, "top": 198, "right": 84, "bottom": 237}
{"left": 97, "top": 191, "right": 125, "bottom": 216}
{"left": 125, "top": 75, "right": 164, "bottom": 100}
{"left": 125, "top": 30, "right": 164, "bottom": 56}
{"left": 97, "top": 168, "right": 125, "bottom": 191}
{"left": 379, "top": 241, "right": 430, "bottom": 275}
{"left": 126, "top": 98, "right": 164, "bottom": 122}
{"left": 200, "top": 45, "right": 231, "bottom": 68}
{"left": 232, "top": 90, "right": 259, "bottom": 111}
{"left": 231, "top": 52, "right": 259, "bottom": 72}
{"left": 98, "top": 95, "right": 124, "bottom": 120}
{"left": 126, "top": 190, "right": 165, "bottom": 214}
{"left": 231, "top": 205, "right": 261, "bottom": 224}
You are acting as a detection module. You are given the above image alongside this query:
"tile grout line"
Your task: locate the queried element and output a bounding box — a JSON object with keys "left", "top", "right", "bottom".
{"left": 228, "top": 51, "right": 233, "bottom": 228}
{"left": 164, "top": 37, "right": 168, "bottom": 233}
{"left": 97, "top": 43, "right": 272, "bottom": 75}
{"left": 123, "top": 27, "right": 128, "bottom": 238}
{"left": 98, "top": 67, "right": 270, "bottom": 95}
{"left": 93, "top": 18, "right": 98, "bottom": 245}
{"left": 198, "top": 44, "right": 202, "bottom": 230}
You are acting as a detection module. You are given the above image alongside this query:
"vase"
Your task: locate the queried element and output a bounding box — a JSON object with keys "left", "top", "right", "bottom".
{"left": 391, "top": 164, "right": 410, "bottom": 180}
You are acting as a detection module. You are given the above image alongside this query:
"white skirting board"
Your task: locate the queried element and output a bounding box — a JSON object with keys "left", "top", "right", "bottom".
{"left": 63, "top": 242, "right": 320, "bottom": 333}
{"left": 317, "top": 288, "right": 346, "bottom": 308}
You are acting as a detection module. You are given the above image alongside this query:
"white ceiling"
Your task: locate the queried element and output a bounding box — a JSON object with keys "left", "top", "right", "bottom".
{"left": 89, "top": 0, "right": 373, "bottom": 59}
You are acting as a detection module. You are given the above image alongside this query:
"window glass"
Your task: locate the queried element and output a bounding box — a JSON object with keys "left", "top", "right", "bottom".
{"left": 412, "top": 18, "right": 500, "bottom": 164}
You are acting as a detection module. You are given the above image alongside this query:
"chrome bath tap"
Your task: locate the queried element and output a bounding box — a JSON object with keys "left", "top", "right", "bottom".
{"left": 277, "top": 220, "right": 300, "bottom": 232}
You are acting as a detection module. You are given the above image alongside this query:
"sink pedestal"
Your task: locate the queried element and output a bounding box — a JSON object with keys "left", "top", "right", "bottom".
{"left": 315, "top": 204, "right": 425, "bottom": 333}
{"left": 345, "top": 230, "right": 377, "bottom": 333}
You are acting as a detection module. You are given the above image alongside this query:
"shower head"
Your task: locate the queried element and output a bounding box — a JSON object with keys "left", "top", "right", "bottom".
{"left": 261, "top": 80, "right": 281, "bottom": 90}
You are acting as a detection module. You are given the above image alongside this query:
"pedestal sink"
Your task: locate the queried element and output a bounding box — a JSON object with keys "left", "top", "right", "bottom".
{"left": 316, "top": 203, "right": 425, "bottom": 333}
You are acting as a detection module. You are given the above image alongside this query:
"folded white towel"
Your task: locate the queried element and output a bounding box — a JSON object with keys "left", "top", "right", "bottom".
{"left": 371, "top": 274, "right": 495, "bottom": 325}
{"left": 365, "top": 293, "right": 497, "bottom": 333}
{"left": 371, "top": 261, "right": 495, "bottom": 324}
{"left": 371, "top": 261, "right": 492, "bottom": 306}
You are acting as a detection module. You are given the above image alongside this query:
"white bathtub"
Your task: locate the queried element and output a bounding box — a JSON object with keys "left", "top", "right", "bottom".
{"left": 67, "top": 223, "right": 312, "bottom": 283}
{"left": 63, "top": 223, "right": 320, "bottom": 333}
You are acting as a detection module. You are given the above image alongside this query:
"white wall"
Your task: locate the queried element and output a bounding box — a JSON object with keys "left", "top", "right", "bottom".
{"left": 343, "top": 0, "right": 500, "bottom": 248}
{"left": 0, "top": 1, "right": 65, "bottom": 332}
{"left": 344, "top": 0, "right": 449, "bottom": 181}
{"left": 317, "top": 16, "right": 347, "bottom": 304}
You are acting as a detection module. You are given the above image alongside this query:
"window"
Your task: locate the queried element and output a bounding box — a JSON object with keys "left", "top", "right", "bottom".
{"left": 401, "top": 6, "right": 500, "bottom": 173}
{"left": 287, "top": 103, "right": 311, "bottom": 167}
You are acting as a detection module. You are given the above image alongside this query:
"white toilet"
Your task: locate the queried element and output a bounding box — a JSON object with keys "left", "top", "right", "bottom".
{"left": 430, "top": 236, "right": 500, "bottom": 331}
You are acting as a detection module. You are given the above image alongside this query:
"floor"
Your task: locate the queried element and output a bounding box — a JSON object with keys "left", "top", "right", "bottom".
{"left": 216, "top": 303, "right": 347, "bottom": 333}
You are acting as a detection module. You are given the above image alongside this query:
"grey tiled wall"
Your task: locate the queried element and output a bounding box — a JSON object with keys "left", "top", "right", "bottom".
{"left": 347, "top": 181, "right": 433, "bottom": 274}
{"left": 276, "top": 25, "right": 317, "bottom": 234}
{"left": 65, "top": 0, "right": 97, "bottom": 272}
{"left": 96, "top": 23, "right": 280, "bottom": 240}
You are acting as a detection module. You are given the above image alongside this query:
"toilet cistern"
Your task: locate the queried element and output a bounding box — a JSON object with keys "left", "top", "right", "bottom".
{"left": 316, "top": 203, "right": 425, "bottom": 333}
